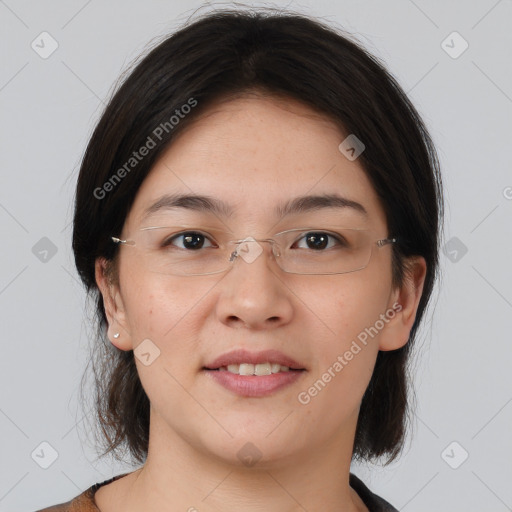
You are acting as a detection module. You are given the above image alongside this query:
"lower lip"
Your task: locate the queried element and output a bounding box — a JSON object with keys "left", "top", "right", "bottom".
{"left": 204, "top": 369, "right": 305, "bottom": 397}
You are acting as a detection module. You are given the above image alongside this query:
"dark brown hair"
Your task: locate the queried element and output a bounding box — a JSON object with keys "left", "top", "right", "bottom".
{"left": 74, "top": 8, "right": 443, "bottom": 466}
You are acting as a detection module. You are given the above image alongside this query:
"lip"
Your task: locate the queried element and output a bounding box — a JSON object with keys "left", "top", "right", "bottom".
{"left": 204, "top": 349, "right": 305, "bottom": 370}
{"left": 203, "top": 349, "right": 306, "bottom": 398}
{"left": 204, "top": 369, "right": 305, "bottom": 398}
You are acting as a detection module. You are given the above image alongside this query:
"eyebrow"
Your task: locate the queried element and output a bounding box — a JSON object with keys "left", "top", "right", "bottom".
{"left": 141, "top": 192, "right": 367, "bottom": 221}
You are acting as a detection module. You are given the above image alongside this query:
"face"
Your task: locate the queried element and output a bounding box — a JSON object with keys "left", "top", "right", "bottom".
{"left": 97, "top": 94, "right": 425, "bottom": 468}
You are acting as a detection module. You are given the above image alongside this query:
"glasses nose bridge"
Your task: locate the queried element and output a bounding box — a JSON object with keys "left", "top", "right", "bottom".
{"left": 229, "top": 236, "right": 282, "bottom": 265}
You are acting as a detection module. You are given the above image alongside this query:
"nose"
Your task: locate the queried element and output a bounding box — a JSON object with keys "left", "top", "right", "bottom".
{"left": 214, "top": 239, "right": 294, "bottom": 330}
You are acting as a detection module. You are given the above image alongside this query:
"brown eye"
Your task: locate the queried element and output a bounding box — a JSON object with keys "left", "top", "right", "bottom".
{"left": 305, "top": 233, "right": 328, "bottom": 250}
{"left": 294, "top": 232, "right": 343, "bottom": 250}
{"left": 165, "top": 232, "right": 214, "bottom": 250}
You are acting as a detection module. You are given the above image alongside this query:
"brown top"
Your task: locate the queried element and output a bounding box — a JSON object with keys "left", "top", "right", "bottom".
{"left": 34, "top": 473, "right": 129, "bottom": 512}
{"left": 34, "top": 472, "right": 398, "bottom": 511}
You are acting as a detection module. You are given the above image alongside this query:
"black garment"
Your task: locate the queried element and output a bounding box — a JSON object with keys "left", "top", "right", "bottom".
{"left": 350, "top": 473, "right": 398, "bottom": 511}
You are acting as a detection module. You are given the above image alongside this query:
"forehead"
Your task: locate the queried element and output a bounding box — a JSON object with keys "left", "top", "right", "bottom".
{"left": 125, "top": 95, "right": 388, "bottom": 232}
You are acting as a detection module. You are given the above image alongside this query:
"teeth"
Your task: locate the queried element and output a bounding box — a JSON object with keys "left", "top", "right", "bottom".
{"left": 255, "top": 363, "right": 271, "bottom": 376}
{"left": 239, "top": 363, "right": 254, "bottom": 376}
{"left": 271, "top": 363, "right": 281, "bottom": 373}
{"left": 224, "top": 363, "right": 290, "bottom": 375}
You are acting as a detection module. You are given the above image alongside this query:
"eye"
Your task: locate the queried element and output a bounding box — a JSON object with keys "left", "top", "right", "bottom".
{"left": 293, "top": 231, "right": 346, "bottom": 250}
{"left": 163, "top": 231, "right": 215, "bottom": 250}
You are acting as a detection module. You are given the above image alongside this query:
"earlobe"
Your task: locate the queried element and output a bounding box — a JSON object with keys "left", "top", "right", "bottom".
{"left": 378, "top": 256, "right": 427, "bottom": 351}
{"left": 94, "top": 258, "right": 133, "bottom": 351}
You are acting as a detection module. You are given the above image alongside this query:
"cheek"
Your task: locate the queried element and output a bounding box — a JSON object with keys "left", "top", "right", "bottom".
{"left": 295, "top": 278, "right": 388, "bottom": 427}
{"left": 122, "top": 272, "right": 209, "bottom": 343}
{"left": 122, "top": 276, "right": 212, "bottom": 401}
{"left": 291, "top": 270, "right": 392, "bottom": 414}
{"left": 289, "top": 271, "right": 392, "bottom": 349}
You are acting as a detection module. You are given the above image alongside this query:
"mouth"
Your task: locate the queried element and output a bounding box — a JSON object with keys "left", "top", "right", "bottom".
{"left": 203, "top": 349, "right": 306, "bottom": 397}
{"left": 206, "top": 363, "right": 303, "bottom": 375}
{"left": 203, "top": 348, "right": 306, "bottom": 372}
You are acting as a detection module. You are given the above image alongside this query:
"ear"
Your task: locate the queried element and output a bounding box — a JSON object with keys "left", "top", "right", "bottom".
{"left": 378, "top": 255, "right": 427, "bottom": 351}
{"left": 95, "top": 257, "right": 133, "bottom": 351}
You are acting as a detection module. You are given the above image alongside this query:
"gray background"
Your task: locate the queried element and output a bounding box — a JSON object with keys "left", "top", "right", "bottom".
{"left": 1, "top": 1, "right": 511, "bottom": 511}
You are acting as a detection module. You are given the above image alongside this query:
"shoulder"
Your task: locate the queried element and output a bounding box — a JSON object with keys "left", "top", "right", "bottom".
{"left": 349, "top": 473, "right": 399, "bottom": 512}
{"left": 34, "top": 504, "right": 70, "bottom": 512}
{"left": 32, "top": 489, "right": 96, "bottom": 512}
{"left": 33, "top": 472, "right": 132, "bottom": 512}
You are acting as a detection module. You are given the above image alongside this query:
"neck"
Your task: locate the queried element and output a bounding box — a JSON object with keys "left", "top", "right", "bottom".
{"left": 115, "top": 408, "right": 366, "bottom": 512}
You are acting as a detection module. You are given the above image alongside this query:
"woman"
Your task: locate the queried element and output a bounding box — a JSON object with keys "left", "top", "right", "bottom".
{"left": 37, "top": 7, "right": 442, "bottom": 512}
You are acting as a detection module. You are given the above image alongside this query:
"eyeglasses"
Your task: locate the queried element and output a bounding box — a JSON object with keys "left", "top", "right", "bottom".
{"left": 111, "top": 225, "right": 397, "bottom": 276}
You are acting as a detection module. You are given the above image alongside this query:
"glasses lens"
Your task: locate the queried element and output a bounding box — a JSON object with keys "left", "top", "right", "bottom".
{"left": 137, "top": 226, "right": 230, "bottom": 276}
{"left": 275, "top": 228, "right": 373, "bottom": 275}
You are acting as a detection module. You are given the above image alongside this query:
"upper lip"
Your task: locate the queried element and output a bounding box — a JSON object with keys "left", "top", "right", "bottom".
{"left": 204, "top": 349, "right": 305, "bottom": 370}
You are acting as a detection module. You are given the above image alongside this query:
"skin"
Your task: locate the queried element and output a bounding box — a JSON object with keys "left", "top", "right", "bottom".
{"left": 95, "top": 93, "right": 426, "bottom": 512}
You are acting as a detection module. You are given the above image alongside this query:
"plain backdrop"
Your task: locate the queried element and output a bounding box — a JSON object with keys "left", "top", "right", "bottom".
{"left": 1, "top": 1, "right": 511, "bottom": 511}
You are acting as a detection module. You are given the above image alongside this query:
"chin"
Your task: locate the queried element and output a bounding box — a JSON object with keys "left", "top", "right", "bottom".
{"left": 197, "top": 426, "right": 306, "bottom": 470}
